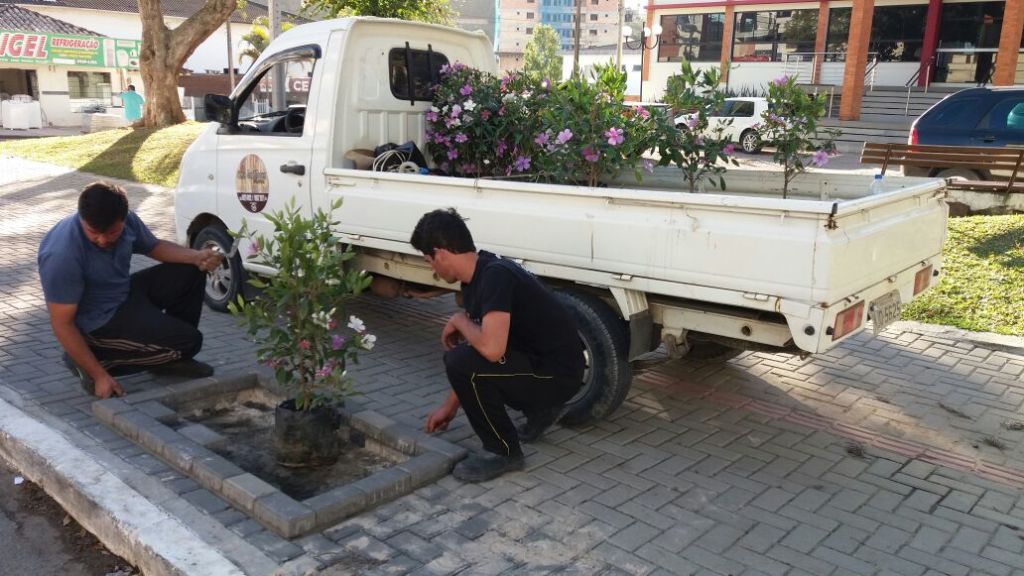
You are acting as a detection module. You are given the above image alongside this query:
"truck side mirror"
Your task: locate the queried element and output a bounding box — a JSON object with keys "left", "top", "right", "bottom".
{"left": 204, "top": 94, "right": 233, "bottom": 125}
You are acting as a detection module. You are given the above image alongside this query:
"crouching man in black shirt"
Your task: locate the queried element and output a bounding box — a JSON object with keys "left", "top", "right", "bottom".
{"left": 412, "top": 209, "right": 584, "bottom": 482}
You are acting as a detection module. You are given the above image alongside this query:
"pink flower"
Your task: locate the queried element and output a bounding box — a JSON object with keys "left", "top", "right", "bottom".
{"left": 500, "top": 75, "right": 511, "bottom": 92}
{"left": 461, "top": 163, "right": 477, "bottom": 174}
{"left": 328, "top": 319, "right": 337, "bottom": 330}
{"left": 481, "top": 109, "right": 492, "bottom": 120}
{"left": 450, "top": 104, "right": 462, "bottom": 117}
{"left": 606, "top": 127, "right": 624, "bottom": 146}
{"left": 582, "top": 147, "right": 599, "bottom": 163}
{"left": 686, "top": 116, "right": 699, "bottom": 130}
{"left": 723, "top": 143, "right": 736, "bottom": 155}
{"left": 316, "top": 362, "right": 333, "bottom": 378}
{"left": 773, "top": 75, "right": 788, "bottom": 86}
{"left": 249, "top": 240, "right": 259, "bottom": 253}
{"left": 534, "top": 132, "right": 549, "bottom": 146}
{"left": 498, "top": 106, "right": 506, "bottom": 117}
{"left": 331, "top": 334, "right": 345, "bottom": 350}
{"left": 635, "top": 106, "right": 650, "bottom": 120}
{"left": 425, "top": 111, "right": 438, "bottom": 122}
{"left": 440, "top": 63, "right": 451, "bottom": 75}
{"left": 455, "top": 133, "right": 468, "bottom": 143}
{"left": 643, "top": 159, "right": 654, "bottom": 173}
{"left": 811, "top": 149, "right": 830, "bottom": 167}
{"left": 298, "top": 339, "right": 310, "bottom": 350}
{"left": 496, "top": 139, "right": 508, "bottom": 155}
{"left": 447, "top": 148, "right": 459, "bottom": 160}
{"left": 460, "top": 84, "right": 473, "bottom": 96}
{"left": 514, "top": 155, "right": 531, "bottom": 172}
{"left": 555, "top": 129, "right": 573, "bottom": 145}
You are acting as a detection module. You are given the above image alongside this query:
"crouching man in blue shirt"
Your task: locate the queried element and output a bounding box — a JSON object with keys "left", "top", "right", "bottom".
{"left": 38, "top": 182, "right": 224, "bottom": 398}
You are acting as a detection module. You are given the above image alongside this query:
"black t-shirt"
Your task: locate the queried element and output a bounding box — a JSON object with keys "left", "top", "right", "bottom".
{"left": 462, "top": 251, "right": 583, "bottom": 378}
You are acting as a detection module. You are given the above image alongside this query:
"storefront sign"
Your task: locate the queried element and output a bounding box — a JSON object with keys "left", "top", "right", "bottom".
{"left": 0, "top": 30, "right": 141, "bottom": 69}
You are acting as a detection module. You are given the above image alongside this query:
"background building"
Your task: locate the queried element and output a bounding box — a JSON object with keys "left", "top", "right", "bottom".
{"left": 497, "top": 0, "right": 626, "bottom": 72}
{"left": 643, "top": 0, "right": 1024, "bottom": 118}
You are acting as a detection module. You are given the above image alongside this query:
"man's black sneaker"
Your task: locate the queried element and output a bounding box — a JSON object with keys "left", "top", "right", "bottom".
{"left": 151, "top": 359, "right": 215, "bottom": 378}
{"left": 517, "top": 404, "right": 565, "bottom": 444}
{"left": 61, "top": 352, "right": 94, "bottom": 395}
{"left": 452, "top": 451, "right": 525, "bottom": 482}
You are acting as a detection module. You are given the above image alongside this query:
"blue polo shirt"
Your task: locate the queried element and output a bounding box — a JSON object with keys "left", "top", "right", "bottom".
{"left": 38, "top": 212, "right": 158, "bottom": 333}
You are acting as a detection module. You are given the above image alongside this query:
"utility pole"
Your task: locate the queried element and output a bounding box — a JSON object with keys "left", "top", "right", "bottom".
{"left": 615, "top": 0, "right": 624, "bottom": 68}
{"left": 269, "top": 0, "right": 286, "bottom": 109}
{"left": 572, "top": 0, "right": 583, "bottom": 77}
{"left": 225, "top": 20, "right": 235, "bottom": 90}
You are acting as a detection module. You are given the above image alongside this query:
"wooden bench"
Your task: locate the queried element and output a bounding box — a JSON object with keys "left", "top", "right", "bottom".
{"left": 861, "top": 142, "right": 1024, "bottom": 194}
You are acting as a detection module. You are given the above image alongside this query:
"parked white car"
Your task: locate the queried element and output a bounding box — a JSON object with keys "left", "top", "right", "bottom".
{"left": 675, "top": 97, "right": 769, "bottom": 154}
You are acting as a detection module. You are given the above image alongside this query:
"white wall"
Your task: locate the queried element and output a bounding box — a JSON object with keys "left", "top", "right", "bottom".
{"left": 22, "top": 6, "right": 254, "bottom": 76}
{"left": 646, "top": 60, "right": 719, "bottom": 101}
{"left": 561, "top": 54, "right": 643, "bottom": 96}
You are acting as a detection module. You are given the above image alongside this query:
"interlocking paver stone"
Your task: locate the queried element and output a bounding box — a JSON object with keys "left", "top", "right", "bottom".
{"left": 5, "top": 158, "right": 1024, "bottom": 574}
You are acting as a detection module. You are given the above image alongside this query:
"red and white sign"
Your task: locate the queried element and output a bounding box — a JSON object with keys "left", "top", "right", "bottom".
{"left": 0, "top": 33, "right": 49, "bottom": 60}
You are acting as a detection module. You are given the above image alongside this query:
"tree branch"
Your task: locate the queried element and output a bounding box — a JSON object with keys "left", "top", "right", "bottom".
{"left": 167, "top": 0, "right": 239, "bottom": 67}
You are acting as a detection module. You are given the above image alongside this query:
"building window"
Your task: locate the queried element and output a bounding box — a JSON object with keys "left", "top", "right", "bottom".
{"left": 590, "top": 29, "right": 598, "bottom": 35}
{"left": 732, "top": 10, "right": 818, "bottom": 63}
{"left": 527, "top": 12, "right": 534, "bottom": 18}
{"left": 590, "top": 14, "right": 598, "bottom": 21}
{"left": 591, "top": 0, "right": 598, "bottom": 4}
{"left": 939, "top": 2, "right": 1003, "bottom": 50}
{"left": 527, "top": 27, "right": 534, "bottom": 34}
{"left": 67, "top": 71, "right": 111, "bottom": 99}
{"left": 826, "top": 5, "right": 925, "bottom": 62}
{"left": 658, "top": 13, "right": 725, "bottom": 63}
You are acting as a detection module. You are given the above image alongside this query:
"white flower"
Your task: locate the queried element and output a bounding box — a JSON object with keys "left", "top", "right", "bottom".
{"left": 361, "top": 333, "right": 377, "bottom": 350}
{"left": 431, "top": 106, "right": 440, "bottom": 113}
{"left": 325, "top": 278, "right": 340, "bottom": 286}
{"left": 463, "top": 99, "right": 476, "bottom": 112}
{"left": 312, "top": 307, "right": 336, "bottom": 330}
{"left": 347, "top": 315, "right": 366, "bottom": 333}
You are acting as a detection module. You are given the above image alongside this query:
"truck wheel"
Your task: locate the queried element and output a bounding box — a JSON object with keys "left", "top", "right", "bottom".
{"left": 935, "top": 167, "right": 983, "bottom": 181}
{"left": 192, "top": 224, "right": 243, "bottom": 312}
{"left": 740, "top": 130, "right": 762, "bottom": 154}
{"left": 555, "top": 290, "right": 633, "bottom": 426}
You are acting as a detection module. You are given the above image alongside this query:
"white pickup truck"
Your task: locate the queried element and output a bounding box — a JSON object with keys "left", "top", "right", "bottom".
{"left": 174, "top": 17, "right": 949, "bottom": 424}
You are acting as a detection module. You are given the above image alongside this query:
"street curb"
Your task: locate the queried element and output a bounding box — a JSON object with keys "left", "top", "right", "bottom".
{"left": 893, "top": 320, "right": 1024, "bottom": 356}
{"left": 0, "top": 393, "right": 245, "bottom": 576}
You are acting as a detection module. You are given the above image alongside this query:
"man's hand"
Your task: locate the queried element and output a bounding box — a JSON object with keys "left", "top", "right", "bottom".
{"left": 441, "top": 313, "right": 466, "bottom": 350}
{"left": 195, "top": 248, "right": 224, "bottom": 272}
{"left": 425, "top": 392, "right": 460, "bottom": 433}
{"left": 92, "top": 373, "right": 124, "bottom": 399}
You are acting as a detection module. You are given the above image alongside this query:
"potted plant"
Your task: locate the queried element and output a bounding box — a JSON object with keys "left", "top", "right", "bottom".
{"left": 756, "top": 75, "right": 841, "bottom": 198}
{"left": 229, "top": 198, "right": 374, "bottom": 467}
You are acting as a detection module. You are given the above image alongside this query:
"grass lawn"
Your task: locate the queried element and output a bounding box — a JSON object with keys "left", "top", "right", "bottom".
{"left": 0, "top": 122, "right": 206, "bottom": 188}
{"left": 903, "top": 214, "right": 1024, "bottom": 336}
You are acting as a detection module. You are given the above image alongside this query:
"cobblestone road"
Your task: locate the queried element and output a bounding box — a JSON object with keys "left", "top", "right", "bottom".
{"left": 2, "top": 156, "right": 1024, "bottom": 575}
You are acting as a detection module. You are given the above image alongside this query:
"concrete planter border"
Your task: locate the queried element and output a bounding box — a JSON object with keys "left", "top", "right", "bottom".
{"left": 93, "top": 372, "right": 466, "bottom": 538}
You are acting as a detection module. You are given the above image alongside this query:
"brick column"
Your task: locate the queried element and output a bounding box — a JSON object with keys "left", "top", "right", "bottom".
{"left": 917, "top": 0, "right": 943, "bottom": 87}
{"left": 993, "top": 0, "right": 1024, "bottom": 85}
{"left": 812, "top": 0, "right": 829, "bottom": 84}
{"left": 642, "top": 0, "right": 655, "bottom": 92}
{"left": 839, "top": 0, "right": 875, "bottom": 120}
{"left": 720, "top": 5, "right": 735, "bottom": 84}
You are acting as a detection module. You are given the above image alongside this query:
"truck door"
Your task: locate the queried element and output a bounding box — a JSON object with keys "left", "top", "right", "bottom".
{"left": 216, "top": 45, "right": 320, "bottom": 240}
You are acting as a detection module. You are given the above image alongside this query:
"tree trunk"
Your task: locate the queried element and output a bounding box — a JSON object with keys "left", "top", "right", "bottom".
{"left": 138, "top": 0, "right": 238, "bottom": 127}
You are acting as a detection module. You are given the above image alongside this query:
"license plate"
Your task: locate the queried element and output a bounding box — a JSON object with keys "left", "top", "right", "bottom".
{"left": 869, "top": 291, "right": 902, "bottom": 335}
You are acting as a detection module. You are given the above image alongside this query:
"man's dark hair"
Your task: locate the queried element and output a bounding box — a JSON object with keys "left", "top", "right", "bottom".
{"left": 410, "top": 208, "right": 476, "bottom": 256}
{"left": 127, "top": 84, "right": 136, "bottom": 91}
{"left": 78, "top": 181, "right": 129, "bottom": 231}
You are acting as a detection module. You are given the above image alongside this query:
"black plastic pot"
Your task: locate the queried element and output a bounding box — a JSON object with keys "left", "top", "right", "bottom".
{"left": 273, "top": 399, "right": 342, "bottom": 467}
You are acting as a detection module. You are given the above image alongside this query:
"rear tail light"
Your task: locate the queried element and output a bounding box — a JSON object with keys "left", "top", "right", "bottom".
{"left": 914, "top": 265, "right": 933, "bottom": 295}
{"left": 909, "top": 125, "right": 918, "bottom": 145}
{"left": 831, "top": 301, "right": 864, "bottom": 341}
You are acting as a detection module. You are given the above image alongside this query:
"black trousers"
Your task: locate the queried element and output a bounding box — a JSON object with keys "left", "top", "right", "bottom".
{"left": 444, "top": 343, "right": 581, "bottom": 457}
{"left": 85, "top": 263, "right": 206, "bottom": 376}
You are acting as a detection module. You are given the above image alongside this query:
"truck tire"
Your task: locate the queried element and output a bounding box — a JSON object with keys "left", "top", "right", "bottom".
{"left": 555, "top": 290, "right": 633, "bottom": 426}
{"left": 935, "top": 167, "right": 983, "bottom": 181}
{"left": 192, "top": 224, "right": 243, "bottom": 312}
{"left": 686, "top": 340, "right": 744, "bottom": 362}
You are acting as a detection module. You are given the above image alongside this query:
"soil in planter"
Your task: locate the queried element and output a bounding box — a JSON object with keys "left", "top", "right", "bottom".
{"left": 178, "top": 394, "right": 402, "bottom": 501}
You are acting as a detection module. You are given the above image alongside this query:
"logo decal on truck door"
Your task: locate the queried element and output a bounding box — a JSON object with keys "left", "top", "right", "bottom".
{"left": 235, "top": 154, "right": 269, "bottom": 213}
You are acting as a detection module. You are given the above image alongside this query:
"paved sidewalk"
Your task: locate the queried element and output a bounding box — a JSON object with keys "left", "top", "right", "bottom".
{"left": 2, "top": 156, "right": 1024, "bottom": 575}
